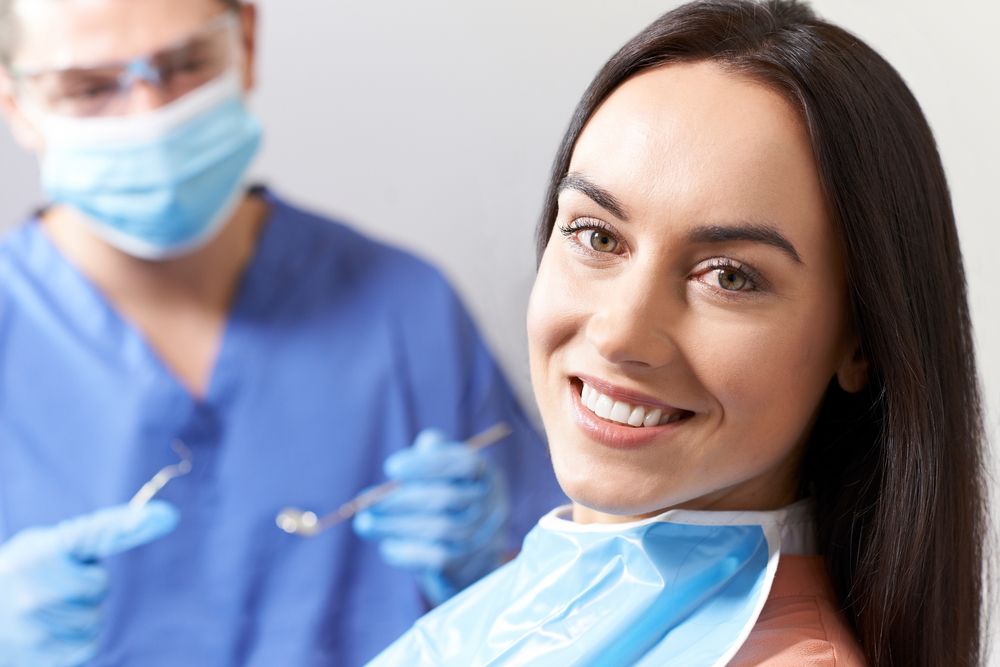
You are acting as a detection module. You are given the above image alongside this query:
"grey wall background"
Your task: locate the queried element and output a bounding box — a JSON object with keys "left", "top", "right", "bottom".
{"left": 1, "top": 0, "right": 998, "bottom": 654}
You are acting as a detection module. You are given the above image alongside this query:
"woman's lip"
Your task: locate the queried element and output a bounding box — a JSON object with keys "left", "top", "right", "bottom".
{"left": 569, "top": 382, "right": 692, "bottom": 450}
{"left": 573, "top": 374, "right": 687, "bottom": 413}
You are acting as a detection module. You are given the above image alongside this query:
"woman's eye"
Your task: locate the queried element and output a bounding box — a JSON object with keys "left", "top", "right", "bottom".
{"left": 558, "top": 221, "right": 622, "bottom": 256}
{"left": 583, "top": 229, "right": 618, "bottom": 253}
{"left": 693, "top": 259, "right": 765, "bottom": 295}
{"left": 714, "top": 268, "right": 748, "bottom": 291}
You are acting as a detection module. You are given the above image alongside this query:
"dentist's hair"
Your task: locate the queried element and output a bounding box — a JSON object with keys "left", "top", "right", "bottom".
{"left": 536, "top": 1, "right": 987, "bottom": 665}
{"left": 0, "top": 0, "right": 242, "bottom": 65}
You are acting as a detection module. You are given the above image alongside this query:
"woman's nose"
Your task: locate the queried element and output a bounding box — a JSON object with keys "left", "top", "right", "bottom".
{"left": 584, "top": 268, "right": 681, "bottom": 369}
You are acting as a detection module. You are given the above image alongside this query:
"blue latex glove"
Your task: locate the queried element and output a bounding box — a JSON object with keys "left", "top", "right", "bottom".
{"left": 0, "top": 501, "right": 179, "bottom": 667}
{"left": 353, "top": 429, "right": 510, "bottom": 605}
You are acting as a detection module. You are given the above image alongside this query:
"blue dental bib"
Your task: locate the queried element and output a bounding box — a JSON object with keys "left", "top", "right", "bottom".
{"left": 369, "top": 502, "right": 812, "bottom": 666}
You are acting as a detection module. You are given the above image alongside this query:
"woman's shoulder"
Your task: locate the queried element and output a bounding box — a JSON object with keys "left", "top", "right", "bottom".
{"left": 728, "top": 555, "right": 867, "bottom": 667}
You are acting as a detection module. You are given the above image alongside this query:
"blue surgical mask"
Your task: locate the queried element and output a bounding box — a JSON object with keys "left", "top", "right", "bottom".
{"left": 369, "top": 501, "right": 815, "bottom": 667}
{"left": 36, "top": 72, "right": 262, "bottom": 260}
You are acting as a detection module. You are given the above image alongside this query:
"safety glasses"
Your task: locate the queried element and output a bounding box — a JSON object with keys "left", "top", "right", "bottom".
{"left": 8, "top": 12, "right": 241, "bottom": 118}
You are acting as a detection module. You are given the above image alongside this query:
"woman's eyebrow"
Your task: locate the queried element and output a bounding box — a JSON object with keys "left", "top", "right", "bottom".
{"left": 558, "top": 173, "right": 802, "bottom": 264}
{"left": 688, "top": 224, "right": 803, "bottom": 264}
{"left": 558, "top": 172, "right": 630, "bottom": 221}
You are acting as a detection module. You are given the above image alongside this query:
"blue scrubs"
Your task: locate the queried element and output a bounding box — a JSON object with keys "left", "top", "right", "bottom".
{"left": 0, "top": 190, "right": 564, "bottom": 666}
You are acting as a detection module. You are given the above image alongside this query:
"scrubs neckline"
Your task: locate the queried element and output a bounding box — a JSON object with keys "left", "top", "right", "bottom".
{"left": 22, "top": 187, "right": 296, "bottom": 409}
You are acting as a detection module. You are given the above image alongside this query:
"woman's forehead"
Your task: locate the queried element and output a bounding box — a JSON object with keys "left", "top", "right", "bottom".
{"left": 11, "top": 0, "right": 223, "bottom": 70}
{"left": 567, "top": 61, "right": 828, "bottom": 240}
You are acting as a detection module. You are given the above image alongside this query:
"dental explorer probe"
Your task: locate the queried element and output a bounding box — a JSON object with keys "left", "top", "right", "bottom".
{"left": 275, "top": 422, "right": 512, "bottom": 537}
{"left": 128, "top": 440, "right": 193, "bottom": 508}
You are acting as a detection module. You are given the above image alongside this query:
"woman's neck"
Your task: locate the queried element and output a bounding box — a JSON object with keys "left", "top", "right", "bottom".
{"left": 571, "top": 466, "right": 802, "bottom": 525}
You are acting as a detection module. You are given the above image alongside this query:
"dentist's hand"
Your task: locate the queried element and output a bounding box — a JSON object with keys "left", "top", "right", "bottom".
{"left": 0, "top": 501, "right": 179, "bottom": 667}
{"left": 353, "top": 429, "right": 510, "bottom": 605}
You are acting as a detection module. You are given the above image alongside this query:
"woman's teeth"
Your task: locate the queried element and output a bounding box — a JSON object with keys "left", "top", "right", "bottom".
{"left": 580, "top": 382, "right": 684, "bottom": 427}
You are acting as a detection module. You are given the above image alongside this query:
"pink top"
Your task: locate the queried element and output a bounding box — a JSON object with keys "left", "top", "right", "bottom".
{"left": 729, "top": 555, "right": 867, "bottom": 666}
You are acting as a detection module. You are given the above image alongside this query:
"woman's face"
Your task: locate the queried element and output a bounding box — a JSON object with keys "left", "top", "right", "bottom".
{"left": 528, "top": 62, "right": 866, "bottom": 523}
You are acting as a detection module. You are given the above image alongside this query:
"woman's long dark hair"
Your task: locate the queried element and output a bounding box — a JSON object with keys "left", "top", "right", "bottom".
{"left": 535, "top": 1, "right": 986, "bottom": 664}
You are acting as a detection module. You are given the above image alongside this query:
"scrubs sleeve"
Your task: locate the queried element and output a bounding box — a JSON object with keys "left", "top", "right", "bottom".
{"left": 388, "top": 262, "right": 564, "bottom": 548}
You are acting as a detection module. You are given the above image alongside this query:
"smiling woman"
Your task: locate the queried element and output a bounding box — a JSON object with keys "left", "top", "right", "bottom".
{"left": 531, "top": 60, "right": 857, "bottom": 519}
{"left": 528, "top": 0, "right": 984, "bottom": 665}
{"left": 370, "top": 1, "right": 986, "bottom": 666}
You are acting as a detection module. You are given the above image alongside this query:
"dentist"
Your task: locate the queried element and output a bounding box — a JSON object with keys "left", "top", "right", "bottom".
{"left": 0, "top": 1, "right": 561, "bottom": 665}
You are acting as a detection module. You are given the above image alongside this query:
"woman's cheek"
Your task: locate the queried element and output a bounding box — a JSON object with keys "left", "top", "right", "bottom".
{"left": 527, "top": 251, "right": 591, "bottom": 358}
{"left": 526, "top": 262, "right": 562, "bottom": 359}
{"left": 700, "top": 322, "right": 834, "bottom": 453}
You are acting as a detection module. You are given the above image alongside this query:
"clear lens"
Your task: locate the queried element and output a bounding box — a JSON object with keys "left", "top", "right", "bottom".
{"left": 15, "top": 13, "right": 238, "bottom": 117}
{"left": 29, "top": 66, "right": 125, "bottom": 115}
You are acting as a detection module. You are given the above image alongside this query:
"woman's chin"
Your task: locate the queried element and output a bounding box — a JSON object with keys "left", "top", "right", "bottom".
{"left": 557, "top": 477, "right": 674, "bottom": 523}
{"left": 552, "top": 459, "right": 683, "bottom": 522}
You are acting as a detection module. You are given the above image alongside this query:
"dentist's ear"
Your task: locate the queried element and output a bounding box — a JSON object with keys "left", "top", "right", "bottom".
{"left": 0, "top": 68, "right": 44, "bottom": 153}
{"left": 237, "top": 3, "right": 258, "bottom": 93}
{"left": 836, "top": 341, "right": 869, "bottom": 394}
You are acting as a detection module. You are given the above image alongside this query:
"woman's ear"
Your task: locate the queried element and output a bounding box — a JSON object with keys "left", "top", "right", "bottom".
{"left": 836, "top": 341, "right": 869, "bottom": 393}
